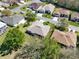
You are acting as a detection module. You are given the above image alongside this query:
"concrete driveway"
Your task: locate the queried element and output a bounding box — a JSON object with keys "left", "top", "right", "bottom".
{"left": 68, "top": 25, "right": 79, "bottom": 32}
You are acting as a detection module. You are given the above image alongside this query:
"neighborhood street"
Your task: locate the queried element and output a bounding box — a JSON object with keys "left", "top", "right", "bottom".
{"left": 11, "top": 2, "right": 31, "bottom": 12}
{"left": 11, "top": 0, "right": 41, "bottom": 12}
{"left": 37, "top": 14, "right": 79, "bottom": 32}
{"left": 0, "top": 0, "right": 79, "bottom": 59}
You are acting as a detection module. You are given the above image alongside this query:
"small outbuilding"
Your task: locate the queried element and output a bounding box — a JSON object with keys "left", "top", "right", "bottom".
{"left": 70, "top": 12, "right": 79, "bottom": 22}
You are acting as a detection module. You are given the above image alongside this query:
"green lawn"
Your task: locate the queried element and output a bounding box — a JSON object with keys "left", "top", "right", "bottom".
{"left": 42, "top": 14, "right": 52, "bottom": 19}
{"left": 12, "top": 24, "right": 42, "bottom": 46}
{"left": 20, "top": 6, "right": 26, "bottom": 11}
{"left": 0, "top": 27, "right": 11, "bottom": 45}
{"left": 0, "top": 23, "right": 54, "bottom": 59}
{"left": 8, "top": 4, "right": 19, "bottom": 9}
{"left": 0, "top": 34, "right": 5, "bottom": 45}
{"left": 0, "top": 24, "right": 26, "bottom": 45}
{"left": 68, "top": 21, "right": 79, "bottom": 27}
{"left": 0, "top": 24, "right": 42, "bottom": 59}
{"left": 0, "top": 23, "right": 39, "bottom": 45}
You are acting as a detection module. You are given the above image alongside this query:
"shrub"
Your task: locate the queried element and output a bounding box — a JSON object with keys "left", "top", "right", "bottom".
{"left": 42, "top": 14, "right": 52, "bottom": 19}
{"left": 0, "top": 27, "right": 25, "bottom": 56}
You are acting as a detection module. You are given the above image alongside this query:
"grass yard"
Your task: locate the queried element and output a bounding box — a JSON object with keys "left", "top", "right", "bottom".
{"left": 0, "top": 22, "right": 54, "bottom": 59}
{"left": 68, "top": 21, "right": 79, "bottom": 27}
{"left": 8, "top": 4, "right": 19, "bottom": 9}
{"left": 42, "top": 14, "right": 52, "bottom": 19}
{"left": 0, "top": 27, "right": 11, "bottom": 45}
{"left": 0, "top": 23, "right": 36, "bottom": 45}
{"left": 0, "top": 24, "right": 42, "bottom": 59}
{"left": 20, "top": 6, "right": 27, "bottom": 11}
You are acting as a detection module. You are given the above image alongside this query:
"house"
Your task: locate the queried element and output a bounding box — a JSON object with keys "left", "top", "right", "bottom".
{"left": 0, "top": 21, "right": 7, "bottom": 35}
{"left": 1, "top": 14, "right": 25, "bottom": 26}
{"left": 70, "top": 12, "right": 79, "bottom": 22}
{"left": 53, "top": 8, "right": 70, "bottom": 18}
{"left": 0, "top": 2, "right": 9, "bottom": 7}
{"left": 51, "top": 30, "right": 77, "bottom": 47}
{"left": 2, "top": 0, "right": 24, "bottom": 4}
{"left": 44, "top": 4, "right": 55, "bottom": 14}
{"left": 37, "top": 4, "right": 55, "bottom": 14}
{"left": 27, "top": 20, "right": 50, "bottom": 37}
{"left": 29, "top": 3, "right": 41, "bottom": 10}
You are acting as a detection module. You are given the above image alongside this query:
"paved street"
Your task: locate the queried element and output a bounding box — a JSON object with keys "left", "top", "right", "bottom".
{"left": 11, "top": 0, "right": 41, "bottom": 12}
{"left": 37, "top": 13, "right": 59, "bottom": 25}
{"left": 11, "top": 2, "right": 32, "bottom": 12}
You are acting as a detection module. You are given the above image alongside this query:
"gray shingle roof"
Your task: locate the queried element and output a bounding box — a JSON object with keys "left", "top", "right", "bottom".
{"left": 1, "top": 14, "right": 25, "bottom": 26}
{"left": 27, "top": 20, "right": 50, "bottom": 37}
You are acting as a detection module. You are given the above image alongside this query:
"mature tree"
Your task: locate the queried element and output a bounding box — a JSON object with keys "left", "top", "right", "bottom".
{"left": 25, "top": 10, "right": 37, "bottom": 23}
{"left": 0, "top": 27, "right": 25, "bottom": 56}
{"left": 77, "top": 32, "right": 79, "bottom": 48}
{"left": 59, "top": 18, "right": 69, "bottom": 27}
{"left": 41, "top": 38, "right": 60, "bottom": 59}
{"left": 55, "top": 18, "right": 69, "bottom": 31}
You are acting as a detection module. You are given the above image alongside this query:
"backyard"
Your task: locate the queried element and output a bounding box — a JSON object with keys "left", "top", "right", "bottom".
{"left": 0, "top": 27, "right": 11, "bottom": 45}
{"left": 68, "top": 21, "right": 79, "bottom": 27}
{"left": 0, "top": 24, "right": 42, "bottom": 59}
